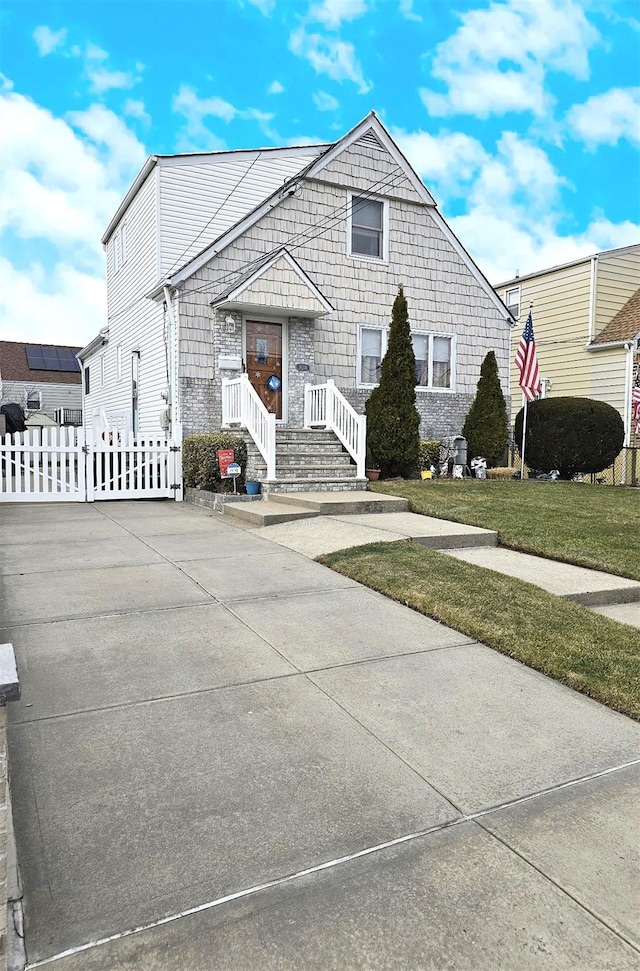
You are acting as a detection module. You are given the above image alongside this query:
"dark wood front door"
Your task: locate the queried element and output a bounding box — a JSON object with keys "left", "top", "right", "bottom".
{"left": 245, "top": 320, "right": 283, "bottom": 419}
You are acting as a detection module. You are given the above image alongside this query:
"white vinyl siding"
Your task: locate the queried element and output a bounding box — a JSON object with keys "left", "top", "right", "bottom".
{"left": 81, "top": 300, "right": 166, "bottom": 435}
{"left": 106, "top": 169, "right": 158, "bottom": 319}
{"left": 158, "top": 149, "right": 325, "bottom": 275}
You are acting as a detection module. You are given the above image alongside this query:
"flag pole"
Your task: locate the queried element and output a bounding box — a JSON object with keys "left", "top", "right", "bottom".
{"left": 520, "top": 395, "right": 528, "bottom": 479}
{"left": 519, "top": 302, "right": 534, "bottom": 479}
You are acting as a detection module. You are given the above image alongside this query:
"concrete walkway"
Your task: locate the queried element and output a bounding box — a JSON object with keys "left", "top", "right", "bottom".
{"left": 2, "top": 500, "right": 640, "bottom": 969}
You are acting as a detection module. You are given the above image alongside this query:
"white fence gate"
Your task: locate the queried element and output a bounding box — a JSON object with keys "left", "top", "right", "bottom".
{"left": 0, "top": 428, "right": 182, "bottom": 503}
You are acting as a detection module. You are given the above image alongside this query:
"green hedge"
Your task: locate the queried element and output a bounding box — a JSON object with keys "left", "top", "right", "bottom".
{"left": 183, "top": 434, "right": 247, "bottom": 491}
{"left": 514, "top": 397, "right": 624, "bottom": 479}
{"left": 418, "top": 440, "right": 442, "bottom": 470}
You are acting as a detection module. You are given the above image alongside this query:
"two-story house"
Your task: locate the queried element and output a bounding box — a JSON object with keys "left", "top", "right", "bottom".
{"left": 496, "top": 244, "right": 640, "bottom": 446}
{"left": 79, "top": 112, "right": 512, "bottom": 490}
{"left": 0, "top": 341, "right": 82, "bottom": 427}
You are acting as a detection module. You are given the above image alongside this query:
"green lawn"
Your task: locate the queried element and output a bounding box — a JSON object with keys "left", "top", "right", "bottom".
{"left": 319, "top": 542, "right": 640, "bottom": 720}
{"left": 369, "top": 479, "right": 640, "bottom": 581}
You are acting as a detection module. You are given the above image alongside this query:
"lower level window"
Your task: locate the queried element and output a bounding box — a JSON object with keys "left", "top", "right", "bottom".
{"left": 359, "top": 327, "right": 384, "bottom": 385}
{"left": 359, "top": 327, "right": 455, "bottom": 390}
{"left": 26, "top": 390, "right": 42, "bottom": 410}
{"left": 411, "top": 333, "right": 453, "bottom": 389}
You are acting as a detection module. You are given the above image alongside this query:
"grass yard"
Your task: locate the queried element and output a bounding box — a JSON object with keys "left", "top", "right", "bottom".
{"left": 319, "top": 542, "right": 640, "bottom": 720}
{"left": 369, "top": 479, "right": 640, "bottom": 581}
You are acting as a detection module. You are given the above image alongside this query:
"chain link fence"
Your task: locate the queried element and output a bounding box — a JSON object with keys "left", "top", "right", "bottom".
{"left": 507, "top": 446, "right": 639, "bottom": 486}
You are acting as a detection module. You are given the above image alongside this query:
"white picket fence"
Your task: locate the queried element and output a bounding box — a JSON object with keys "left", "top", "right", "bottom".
{"left": 0, "top": 427, "right": 182, "bottom": 503}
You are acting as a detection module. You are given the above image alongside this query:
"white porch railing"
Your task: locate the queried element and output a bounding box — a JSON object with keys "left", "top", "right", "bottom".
{"left": 304, "top": 379, "right": 366, "bottom": 478}
{"left": 222, "top": 374, "right": 276, "bottom": 479}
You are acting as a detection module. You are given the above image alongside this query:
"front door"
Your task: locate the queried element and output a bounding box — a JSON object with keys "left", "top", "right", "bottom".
{"left": 245, "top": 320, "right": 283, "bottom": 419}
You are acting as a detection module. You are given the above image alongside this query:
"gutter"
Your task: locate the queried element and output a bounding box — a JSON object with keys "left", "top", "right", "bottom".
{"left": 76, "top": 327, "right": 109, "bottom": 362}
{"left": 101, "top": 156, "right": 158, "bottom": 245}
{"left": 588, "top": 255, "right": 597, "bottom": 342}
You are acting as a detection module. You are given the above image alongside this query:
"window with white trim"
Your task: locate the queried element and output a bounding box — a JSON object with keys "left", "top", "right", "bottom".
{"left": 358, "top": 326, "right": 386, "bottom": 385}
{"left": 358, "top": 327, "right": 455, "bottom": 391}
{"left": 349, "top": 195, "right": 387, "bottom": 261}
{"left": 26, "top": 389, "right": 41, "bottom": 410}
{"left": 506, "top": 286, "right": 520, "bottom": 319}
{"left": 411, "top": 333, "right": 454, "bottom": 390}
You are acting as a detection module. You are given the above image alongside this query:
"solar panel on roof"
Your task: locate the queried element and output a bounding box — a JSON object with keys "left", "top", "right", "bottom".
{"left": 25, "top": 346, "right": 80, "bottom": 372}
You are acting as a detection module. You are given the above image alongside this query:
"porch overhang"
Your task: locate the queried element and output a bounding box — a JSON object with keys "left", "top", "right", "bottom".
{"left": 210, "top": 249, "right": 334, "bottom": 319}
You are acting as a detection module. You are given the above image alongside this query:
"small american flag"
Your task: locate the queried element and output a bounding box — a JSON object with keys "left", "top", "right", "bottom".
{"left": 632, "top": 366, "right": 640, "bottom": 436}
{"left": 515, "top": 309, "right": 541, "bottom": 402}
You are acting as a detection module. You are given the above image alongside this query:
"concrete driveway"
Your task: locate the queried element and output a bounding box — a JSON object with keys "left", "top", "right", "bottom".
{"left": 2, "top": 500, "right": 639, "bottom": 970}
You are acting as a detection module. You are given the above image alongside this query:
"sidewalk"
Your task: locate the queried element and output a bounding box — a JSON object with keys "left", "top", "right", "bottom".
{"left": 2, "top": 500, "right": 639, "bottom": 969}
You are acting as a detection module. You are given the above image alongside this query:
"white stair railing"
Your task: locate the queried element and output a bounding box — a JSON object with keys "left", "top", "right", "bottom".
{"left": 222, "top": 374, "right": 276, "bottom": 480}
{"left": 304, "top": 379, "right": 366, "bottom": 478}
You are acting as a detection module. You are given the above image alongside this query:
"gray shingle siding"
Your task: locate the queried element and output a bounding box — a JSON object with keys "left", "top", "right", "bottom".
{"left": 177, "top": 151, "right": 509, "bottom": 439}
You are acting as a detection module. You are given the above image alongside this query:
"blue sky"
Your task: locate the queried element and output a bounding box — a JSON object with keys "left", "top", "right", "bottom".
{"left": 1, "top": 0, "right": 639, "bottom": 346}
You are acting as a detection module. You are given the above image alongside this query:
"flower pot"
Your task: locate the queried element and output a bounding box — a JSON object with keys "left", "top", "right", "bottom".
{"left": 245, "top": 481, "right": 261, "bottom": 495}
{"left": 365, "top": 469, "right": 380, "bottom": 481}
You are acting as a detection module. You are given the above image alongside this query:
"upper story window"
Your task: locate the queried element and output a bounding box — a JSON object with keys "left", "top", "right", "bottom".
{"left": 506, "top": 286, "right": 520, "bottom": 319}
{"left": 349, "top": 195, "right": 388, "bottom": 261}
{"left": 112, "top": 224, "right": 127, "bottom": 274}
{"left": 358, "top": 327, "right": 455, "bottom": 391}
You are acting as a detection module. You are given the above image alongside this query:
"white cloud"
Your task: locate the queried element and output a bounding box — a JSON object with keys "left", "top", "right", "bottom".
{"left": 421, "top": 0, "right": 600, "bottom": 118}
{"left": 172, "top": 86, "right": 276, "bottom": 150}
{"left": 394, "top": 122, "right": 638, "bottom": 285}
{"left": 268, "top": 80, "right": 285, "bottom": 95}
{"left": 393, "top": 128, "right": 488, "bottom": 192}
{"left": 0, "top": 258, "right": 106, "bottom": 346}
{"left": 0, "top": 85, "right": 146, "bottom": 345}
{"left": 123, "top": 99, "right": 151, "bottom": 124}
{"left": 313, "top": 90, "right": 340, "bottom": 111}
{"left": 81, "top": 44, "right": 143, "bottom": 93}
{"left": 567, "top": 87, "right": 640, "bottom": 147}
{"left": 33, "top": 25, "right": 67, "bottom": 56}
{"left": 246, "top": 0, "right": 276, "bottom": 13}
{"left": 289, "top": 27, "right": 371, "bottom": 93}
{"left": 399, "top": 0, "right": 421, "bottom": 22}
{"left": 308, "top": 0, "right": 368, "bottom": 30}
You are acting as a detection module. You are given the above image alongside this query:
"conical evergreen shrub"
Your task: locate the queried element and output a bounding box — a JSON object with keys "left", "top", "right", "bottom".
{"left": 365, "top": 285, "right": 420, "bottom": 478}
{"left": 462, "top": 351, "right": 508, "bottom": 466}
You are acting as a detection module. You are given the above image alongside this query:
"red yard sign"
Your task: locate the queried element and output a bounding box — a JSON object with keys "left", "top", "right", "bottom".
{"left": 217, "top": 449, "right": 235, "bottom": 478}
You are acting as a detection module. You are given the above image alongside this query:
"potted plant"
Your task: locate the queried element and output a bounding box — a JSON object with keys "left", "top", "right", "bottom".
{"left": 365, "top": 448, "right": 380, "bottom": 481}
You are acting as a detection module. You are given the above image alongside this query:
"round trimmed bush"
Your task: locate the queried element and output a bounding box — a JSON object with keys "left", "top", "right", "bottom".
{"left": 514, "top": 397, "right": 624, "bottom": 480}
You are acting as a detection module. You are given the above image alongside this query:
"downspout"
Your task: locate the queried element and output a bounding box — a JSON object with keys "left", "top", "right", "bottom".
{"left": 163, "top": 285, "right": 180, "bottom": 439}
{"left": 622, "top": 342, "right": 634, "bottom": 485}
{"left": 588, "top": 255, "right": 597, "bottom": 342}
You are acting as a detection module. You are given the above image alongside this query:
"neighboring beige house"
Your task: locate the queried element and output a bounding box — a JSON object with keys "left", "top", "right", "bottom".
{"left": 0, "top": 341, "right": 82, "bottom": 426}
{"left": 80, "top": 112, "right": 512, "bottom": 490}
{"left": 497, "top": 244, "right": 640, "bottom": 445}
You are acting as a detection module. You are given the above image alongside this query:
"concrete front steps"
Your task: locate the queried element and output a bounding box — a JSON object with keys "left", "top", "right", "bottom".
{"left": 223, "top": 490, "right": 409, "bottom": 527}
{"left": 230, "top": 428, "right": 368, "bottom": 495}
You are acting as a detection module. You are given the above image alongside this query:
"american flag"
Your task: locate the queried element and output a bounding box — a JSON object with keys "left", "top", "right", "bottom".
{"left": 632, "top": 366, "right": 640, "bottom": 436}
{"left": 515, "top": 309, "right": 541, "bottom": 402}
